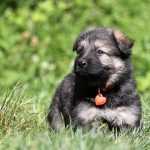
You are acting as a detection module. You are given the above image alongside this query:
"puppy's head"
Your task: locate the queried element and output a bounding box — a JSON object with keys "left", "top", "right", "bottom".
{"left": 73, "top": 27, "right": 134, "bottom": 86}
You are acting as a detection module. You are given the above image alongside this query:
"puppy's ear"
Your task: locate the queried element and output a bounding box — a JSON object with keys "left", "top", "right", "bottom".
{"left": 73, "top": 35, "right": 82, "bottom": 52}
{"left": 73, "top": 39, "right": 78, "bottom": 51}
{"left": 113, "top": 29, "right": 134, "bottom": 56}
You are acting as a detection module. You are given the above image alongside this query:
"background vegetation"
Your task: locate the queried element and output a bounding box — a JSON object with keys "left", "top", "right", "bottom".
{"left": 0, "top": 0, "right": 150, "bottom": 149}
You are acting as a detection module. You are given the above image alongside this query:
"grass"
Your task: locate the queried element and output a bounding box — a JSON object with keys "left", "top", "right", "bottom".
{"left": 0, "top": 83, "right": 149, "bottom": 150}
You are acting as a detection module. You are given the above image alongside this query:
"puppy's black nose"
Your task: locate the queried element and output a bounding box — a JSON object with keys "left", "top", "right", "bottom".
{"left": 78, "top": 59, "right": 87, "bottom": 68}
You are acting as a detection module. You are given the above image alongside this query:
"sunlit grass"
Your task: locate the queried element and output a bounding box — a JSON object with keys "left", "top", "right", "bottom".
{"left": 0, "top": 86, "right": 149, "bottom": 150}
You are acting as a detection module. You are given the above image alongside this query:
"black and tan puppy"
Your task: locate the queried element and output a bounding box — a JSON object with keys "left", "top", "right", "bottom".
{"left": 47, "top": 27, "right": 142, "bottom": 131}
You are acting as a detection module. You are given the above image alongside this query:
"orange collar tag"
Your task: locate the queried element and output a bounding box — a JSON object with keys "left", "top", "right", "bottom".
{"left": 95, "top": 94, "right": 107, "bottom": 106}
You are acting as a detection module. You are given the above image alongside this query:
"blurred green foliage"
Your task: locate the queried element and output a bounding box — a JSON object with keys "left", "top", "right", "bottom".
{"left": 0, "top": 0, "right": 150, "bottom": 95}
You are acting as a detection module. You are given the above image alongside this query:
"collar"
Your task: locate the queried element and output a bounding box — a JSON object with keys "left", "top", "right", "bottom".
{"left": 85, "top": 85, "right": 115, "bottom": 106}
{"left": 100, "top": 85, "right": 114, "bottom": 92}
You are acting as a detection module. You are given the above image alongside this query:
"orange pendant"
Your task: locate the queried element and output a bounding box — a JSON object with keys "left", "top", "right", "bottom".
{"left": 95, "top": 94, "right": 106, "bottom": 106}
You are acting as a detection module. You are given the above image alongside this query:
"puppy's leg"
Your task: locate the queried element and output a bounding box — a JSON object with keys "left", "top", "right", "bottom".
{"left": 47, "top": 73, "right": 75, "bottom": 130}
{"left": 47, "top": 103, "right": 64, "bottom": 130}
{"left": 99, "top": 105, "right": 141, "bottom": 131}
{"left": 73, "top": 102, "right": 102, "bottom": 131}
{"left": 47, "top": 91, "right": 64, "bottom": 130}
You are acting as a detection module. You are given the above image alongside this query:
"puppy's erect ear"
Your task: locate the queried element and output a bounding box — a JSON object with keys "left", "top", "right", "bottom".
{"left": 113, "top": 29, "right": 134, "bottom": 56}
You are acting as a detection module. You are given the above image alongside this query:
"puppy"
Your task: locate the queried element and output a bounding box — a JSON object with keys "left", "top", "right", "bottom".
{"left": 47, "top": 27, "right": 142, "bottom": 132}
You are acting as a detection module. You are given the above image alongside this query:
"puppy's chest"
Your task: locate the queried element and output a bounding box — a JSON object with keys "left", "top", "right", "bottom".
{"left": 72, "top": 87, "right": 139, "bottom": 127}
{"left": 74, "top": 102, "right": 138, "bottom": 127}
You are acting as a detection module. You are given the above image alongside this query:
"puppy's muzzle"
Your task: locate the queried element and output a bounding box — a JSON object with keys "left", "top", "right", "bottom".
{"left": 77, "top": 59, "right": 87, "bottom": 68}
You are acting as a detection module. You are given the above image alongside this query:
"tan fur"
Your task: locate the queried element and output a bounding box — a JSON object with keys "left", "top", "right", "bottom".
{"left": 94, "top": 40, "right": 112, "bottom": 53}
{"left": 100, "top": 54, "right": 114, "bottom": 67}
{"left": 113, "top": 29, "right": 134, "bottom": 51}
{"left": 113, "top": 30, "right": 125, "bottom": 42}
{"left": 106, "top": 57, "right": 125, "bottom": 87}
{"left": 76, "top": 102, "right": 139, "bottom": 127}
{"left": 77, "top": 40, "right": 87, "bottom": 51}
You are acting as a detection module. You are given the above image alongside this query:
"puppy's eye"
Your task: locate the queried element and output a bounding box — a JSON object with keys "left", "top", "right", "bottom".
{"left": 97, "top": 49, "right": 104, "bottom": 55}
